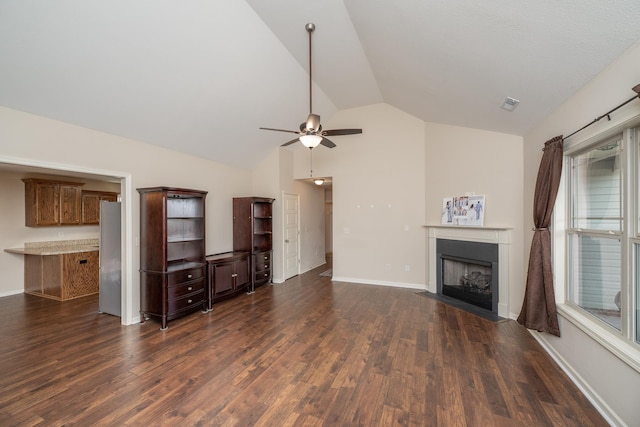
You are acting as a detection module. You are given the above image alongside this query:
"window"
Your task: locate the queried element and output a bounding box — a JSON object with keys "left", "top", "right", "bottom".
{"left": 560, "top": 118, "right": 640, "bottom": 369}
{"left": 568, "top": 137, "right": 623, "bottom": 330}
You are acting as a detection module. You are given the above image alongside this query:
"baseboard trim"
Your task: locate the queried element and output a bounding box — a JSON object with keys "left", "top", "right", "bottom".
{"left": 330, "top": 276, "right": 426, "bottom": 290}
{"left": 0, "top": 289, "right": 24, "bottom": 298}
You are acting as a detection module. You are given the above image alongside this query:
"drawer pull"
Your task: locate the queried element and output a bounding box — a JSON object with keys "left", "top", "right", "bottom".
{"left": 232, "top": 273, "right": 238, "bottom": 277}
{"left": 187, "top": 299, "right": 192, "bottom": 304}
{"left": 187, "top": 286, "right": 193, "bottom": 291}
{"left": 187, "top": 274, "right": 193, "bottom": 279}
{"left": 264, "top": 273, "right": 268, "bottom": 277}
{"left": 265, "top": 264, "right": 268, "bottom": 268}
{"left": 264, "top": 256, "right": 268, "bottom": 260}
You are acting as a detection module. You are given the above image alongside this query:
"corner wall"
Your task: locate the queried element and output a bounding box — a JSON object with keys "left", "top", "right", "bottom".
{"left": 291, "top": 103, "right": 524, "bottom": 307}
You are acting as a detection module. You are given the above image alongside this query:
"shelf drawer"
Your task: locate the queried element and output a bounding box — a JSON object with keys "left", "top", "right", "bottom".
{"left": 253, "top": 251, "right": 271, "bottom": 273}
{"left": 255, "top": 251, "right": 271, "bottom": 262}
{"left": 168, "top": 267, "right": 204, "bottom": 286}
{"left": 254, "top": 269, "right": 271, "bottom": 283}
{"left": 168, "top": 289, "right": 204, "bottom": 314}
{"left": 168, "top": 278, "right": 204, "bottom": 299}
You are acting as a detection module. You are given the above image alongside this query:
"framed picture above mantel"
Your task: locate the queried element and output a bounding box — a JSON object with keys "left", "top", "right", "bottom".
{"left": 441, "top": 195, "right": 485, "bottom": 226}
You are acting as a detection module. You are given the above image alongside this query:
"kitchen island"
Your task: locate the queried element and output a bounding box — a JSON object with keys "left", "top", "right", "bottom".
{"left": 5, "top": 239, "right": 99, "bottom": 300}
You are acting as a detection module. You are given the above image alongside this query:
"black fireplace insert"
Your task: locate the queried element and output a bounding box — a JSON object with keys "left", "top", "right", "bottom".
{"left": 436, "top": 239, "right": 498, "bottom": 313}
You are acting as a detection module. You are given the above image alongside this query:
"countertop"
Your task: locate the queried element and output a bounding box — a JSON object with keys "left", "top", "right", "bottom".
{"left": 4, "top": 238, "right": 99, "bottom": 255}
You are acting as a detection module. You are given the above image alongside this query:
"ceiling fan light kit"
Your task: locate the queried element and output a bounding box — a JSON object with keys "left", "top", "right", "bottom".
{"left": 259, "top": 23, "right": 363, "bottom": 149}
{"left": 314, "top": 179, "right": 324, "bottom": 186}
{"left": 300, "top": 134, "right": 323, "bottom": 148}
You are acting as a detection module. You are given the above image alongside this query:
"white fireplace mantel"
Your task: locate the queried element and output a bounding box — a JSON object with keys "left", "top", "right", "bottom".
{"left": 424, "top": 225, "right": 511, "bottom": 318}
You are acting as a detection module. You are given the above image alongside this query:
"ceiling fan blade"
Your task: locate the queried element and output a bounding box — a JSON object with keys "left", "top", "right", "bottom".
{"left": 320, "top": 137, "right": 336, "bottom": 148}
{"left": 305, "top": 114, "right": 321, "bottom": 132}
{"left": 323, "top": 128, "right": 363, "bottom": 136}
{"left": 281, "top": 137, "right": 300, "bottom": 147}
{"left": 260, "top": 127, "right": 299, "bottom": 134}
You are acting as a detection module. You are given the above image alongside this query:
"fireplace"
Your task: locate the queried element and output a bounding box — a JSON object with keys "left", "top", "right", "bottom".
{"left": 436, "top": 239, "right": 498, "bottom": 313}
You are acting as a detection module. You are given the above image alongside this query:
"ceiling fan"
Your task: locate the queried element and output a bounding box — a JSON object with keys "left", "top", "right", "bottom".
{"left": 260, "top": 23, "right": 363, "bottom": 149}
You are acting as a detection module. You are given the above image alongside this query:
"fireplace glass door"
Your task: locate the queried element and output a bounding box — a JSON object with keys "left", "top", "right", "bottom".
{"left": 441, "top": 256, "right": 493, "bottom": 311}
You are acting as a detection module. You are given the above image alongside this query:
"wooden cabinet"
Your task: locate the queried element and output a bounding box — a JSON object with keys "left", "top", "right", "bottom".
{"left": 23, "top": 178, "right": 84, "bottom": 226}
{"left": 233, "top": 197, "right": 274, "bottom": 290}
{"left": 138, "top": 187, "right": 207, "bottom": 329}
{"left": 81, "top": 190, "right": 118, "bottom": 224}
{"left": 206, "top": 252, "right": 250, "bottom": 308}
{"left": 24, "top": 251, "right": 99, "bottom": 300}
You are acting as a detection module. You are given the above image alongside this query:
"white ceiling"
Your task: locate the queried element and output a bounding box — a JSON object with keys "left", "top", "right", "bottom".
{"left": 1, "top": 1, "right": 640, "bottom": 170}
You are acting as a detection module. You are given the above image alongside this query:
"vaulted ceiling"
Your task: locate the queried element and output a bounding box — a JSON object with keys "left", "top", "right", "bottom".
{"left": 1, "top": 1, "right": 640, "bottom": 169}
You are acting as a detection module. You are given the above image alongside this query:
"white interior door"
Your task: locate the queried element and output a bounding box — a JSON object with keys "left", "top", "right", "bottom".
{"left": 283, "top": 193, "right": 300, "bottom": 280}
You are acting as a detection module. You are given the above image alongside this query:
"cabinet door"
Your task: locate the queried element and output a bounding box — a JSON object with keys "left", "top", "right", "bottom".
{"left": 236, "top": 257, "right": 250, "bottom": 289}
{"left": 63, "top": 251, "right": 99, "bottom": 299}
{"left": 212, "top": 262, "right": 234, "bottom": 296}
{"left": 81, "top": 191, "right": 118, "bottom": 224}
{"left": 81, "top": 192, "right": 101, "bottom": 224}
{"left": 35, "top": 182, "right": 60, "bottom": 226}
{"left": 60, "top": 185, "right": 82, "bottom": 225}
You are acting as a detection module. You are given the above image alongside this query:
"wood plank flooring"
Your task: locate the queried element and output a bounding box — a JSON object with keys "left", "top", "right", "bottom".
{"left": 0, "top": 265, "right": 607, "bottom": 426}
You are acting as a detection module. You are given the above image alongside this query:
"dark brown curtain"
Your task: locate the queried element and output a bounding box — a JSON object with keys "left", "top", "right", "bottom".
{"left": 517, "top": 136, "right": 563, "bottom": 337}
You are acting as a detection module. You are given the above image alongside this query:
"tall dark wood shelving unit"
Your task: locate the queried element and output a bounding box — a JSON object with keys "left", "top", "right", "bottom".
{"left": 233, "top": 197, "right": 274, "bottom": 292}
{"left": 138, "top": 187, "right": 208, "bottom": 329}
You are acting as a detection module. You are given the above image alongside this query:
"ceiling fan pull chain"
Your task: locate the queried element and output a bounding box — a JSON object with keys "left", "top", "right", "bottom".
{"left": 309, "top": 148, "right": 313, "bottom": 177}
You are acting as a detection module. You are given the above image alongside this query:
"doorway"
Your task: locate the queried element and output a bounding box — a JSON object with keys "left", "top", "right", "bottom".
{"left": 0, "top": 156, "right": 133, "bottom": 325}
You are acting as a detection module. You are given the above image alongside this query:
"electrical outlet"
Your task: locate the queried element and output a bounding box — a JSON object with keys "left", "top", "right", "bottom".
{"left": 385, "top": 263, "right": 391, "bottom": 270}
{"left": 405, "top": 264, "right": 410, "bottom": 272}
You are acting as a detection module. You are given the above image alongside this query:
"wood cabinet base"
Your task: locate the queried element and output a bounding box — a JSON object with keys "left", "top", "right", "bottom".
{"left": 206, "top": 252, "right": 250, "bottom": 309}
{"left": 24, "top": 252, "right": 99, "bottom": 301}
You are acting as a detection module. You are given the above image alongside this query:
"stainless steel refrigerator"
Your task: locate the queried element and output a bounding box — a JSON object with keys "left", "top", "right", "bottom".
{"left": 99, "top": 201, "right": 121, "bottom": 317}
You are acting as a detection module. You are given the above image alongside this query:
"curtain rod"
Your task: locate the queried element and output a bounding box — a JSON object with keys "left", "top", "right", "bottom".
{"left": 563, "top": 83, "right": 640, "bottom": 141}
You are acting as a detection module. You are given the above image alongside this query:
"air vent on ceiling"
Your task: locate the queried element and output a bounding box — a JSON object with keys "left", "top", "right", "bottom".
{"left": 501, "top": 97, "right": 520, "bottom": 112}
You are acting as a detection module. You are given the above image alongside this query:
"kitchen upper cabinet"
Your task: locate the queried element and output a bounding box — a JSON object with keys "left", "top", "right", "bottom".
{"left": 23, "top": 179, "right": 84, "bottom": 226}
{"left": 81, "top": 190, "right": 118, "bottom": 224}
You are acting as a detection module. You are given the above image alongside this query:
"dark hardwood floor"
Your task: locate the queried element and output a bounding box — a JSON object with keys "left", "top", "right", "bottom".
{"left": 0, "top": 265, "right": 607, "bottom": 426}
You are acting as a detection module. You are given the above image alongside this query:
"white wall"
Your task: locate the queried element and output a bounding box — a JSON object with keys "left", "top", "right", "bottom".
{"left": 523, "top": 41, "right": 640, "bottom": 426}
{"left": 424, "top": 122, "right": 524, "bottom": 318}
{"left": 0, "top": 106, "right": 252, "bottom": 323}
{"left": 293, "top": 103, "right": 427, "bottom": 288}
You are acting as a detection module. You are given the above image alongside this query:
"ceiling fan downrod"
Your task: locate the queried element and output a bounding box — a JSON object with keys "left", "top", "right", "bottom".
{"left": 306, "top": 22, "right": 315, "bottom": 116}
